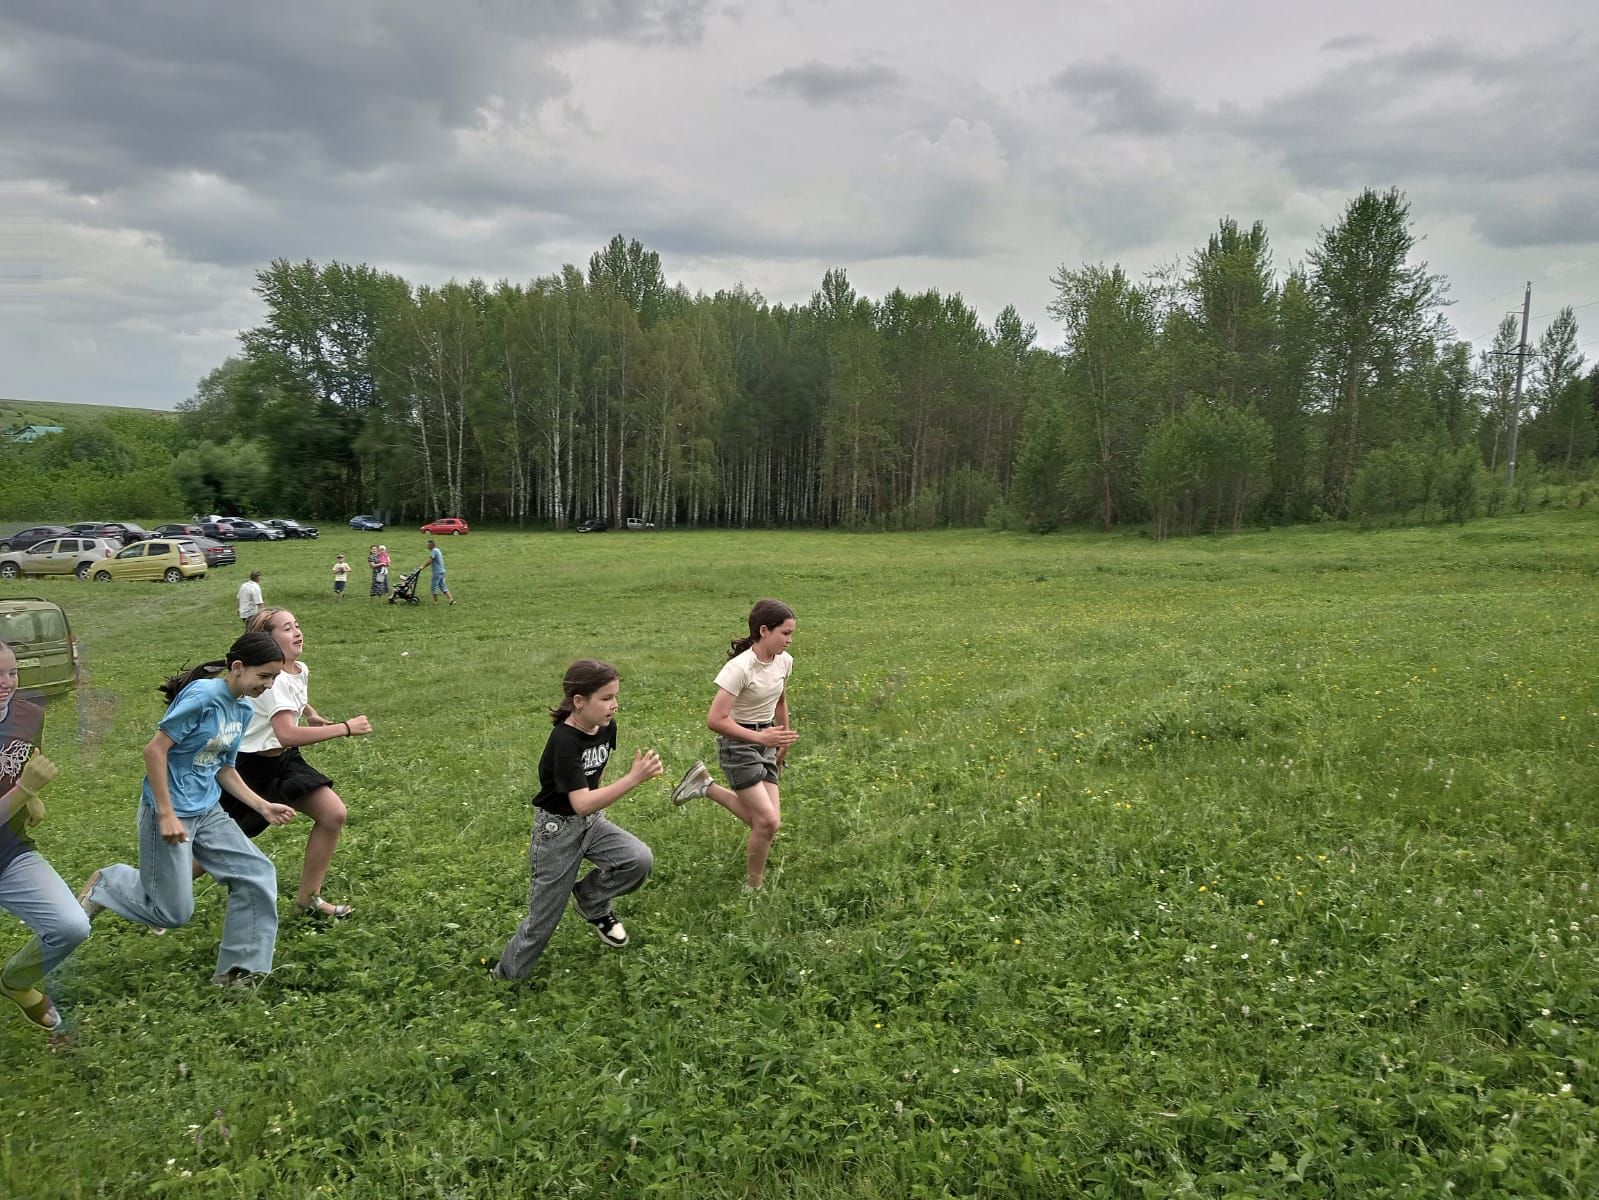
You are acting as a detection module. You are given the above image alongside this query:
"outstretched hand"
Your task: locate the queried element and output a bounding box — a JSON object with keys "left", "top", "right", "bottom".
{"left": 630, "top": 749, "right": 664, "bottom": 783}
{"left": 760, "top": 727, "right": 800, "bottom": 749}
{"left": 344, "top": 715, "right": 374, "bottom": 736}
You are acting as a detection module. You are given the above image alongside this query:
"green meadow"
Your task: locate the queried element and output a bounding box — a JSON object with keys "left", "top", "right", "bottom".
{"left": 3, "top": 515, "right": 1597, "bottom": 1198}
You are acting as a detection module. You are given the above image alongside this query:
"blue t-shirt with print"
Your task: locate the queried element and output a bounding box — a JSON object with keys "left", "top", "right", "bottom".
{"left": 141, "top": 678, "right": 251, "bottom": 817}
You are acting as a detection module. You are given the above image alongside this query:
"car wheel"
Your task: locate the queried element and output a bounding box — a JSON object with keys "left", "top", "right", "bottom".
{"left": 75, "top": 563, "right": 91, "bottom": 580}
{"left": 0, "top": 562, "right": 18, "bottom": 580}
{"left": 164, "top": 567, "right": 183, "bottom": 583}
{"left": 94, "top": 570, "right": 113, "bottom": 582}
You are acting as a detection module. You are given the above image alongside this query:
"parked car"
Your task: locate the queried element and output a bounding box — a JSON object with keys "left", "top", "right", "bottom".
{"left": 227, "top": 519, "right": 284, "bottom": 542}
{"left": 265, "top": 519, "right": 319, "bottom": 539}
{"left": 576, "top": 518, "right": 608, "bottom": 533}
{"left": 90, "top": 539, "right": 207, "bottom": 583}
{"left": 348, "top": 514, "right": 385, "bottom": 531}
{"left": 191, "top": 535, "right": 237, "bottom": 569}
{"left": 420, "top": 517, "right": 470, "bottom": 536}
{"left": 0, "top": 525, "right": 71, "bottom": 553}
{"left": 153, "top": 523, "right": 207, "bottom": 540}
{"left": 0, "top": 597, "right": 78, "bottom": 696}
{"left": 98, "top": 522, "right": 153, "bottom": 544}
{"left": 201, "top": 519, "right": 240, "bottom": 540}
{"left": 0, "top": 536, "right": 120, "bottom": 581}
{"left": 68, "top": 522, "right": 128, "bottom": 543}
{"left": 624, "top": 517, "right": 655, "bottom": 530}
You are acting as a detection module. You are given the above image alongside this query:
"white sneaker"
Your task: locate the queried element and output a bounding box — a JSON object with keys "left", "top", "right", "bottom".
{"left": 76, "top": 870, "right": 104, "bottom": 920}
{"left": 671, "top": 761, "right": 713, "bottom": 806}
{"left": 591, "top": 913, "right": 629, "bottom": 948}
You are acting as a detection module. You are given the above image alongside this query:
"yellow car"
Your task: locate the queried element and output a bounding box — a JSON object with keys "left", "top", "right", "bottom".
{"left": 91, "top": 538, "right": 207, "bottom": 583}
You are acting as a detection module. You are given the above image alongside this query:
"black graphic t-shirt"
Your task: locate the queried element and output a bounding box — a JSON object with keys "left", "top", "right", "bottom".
{"left": 0, "top": 693, "right": 45, "bottom": 880}
{"left": 534, "top": 719, "right": 617, "bottom": 816}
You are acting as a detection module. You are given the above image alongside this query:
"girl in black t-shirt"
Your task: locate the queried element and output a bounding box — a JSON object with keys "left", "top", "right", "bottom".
{"left": 492, "top": 660, "right": 662, "bottom": 981}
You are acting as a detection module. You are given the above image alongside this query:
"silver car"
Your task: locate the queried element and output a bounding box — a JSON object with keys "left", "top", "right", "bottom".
{"left": 0, "top": 536, "right": 121, "bottom": 581}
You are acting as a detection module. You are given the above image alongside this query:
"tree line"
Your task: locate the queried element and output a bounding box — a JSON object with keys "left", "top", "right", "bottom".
{"left": 3, "top": 188, "right": 1595, "bottom": 533}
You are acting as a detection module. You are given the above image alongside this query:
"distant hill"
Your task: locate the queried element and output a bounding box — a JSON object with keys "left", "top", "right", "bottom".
{"left": 0, "top": 398, "right": 174, "bottom": 426}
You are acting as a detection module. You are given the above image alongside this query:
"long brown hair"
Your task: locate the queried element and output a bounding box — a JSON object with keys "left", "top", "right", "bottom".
{"left": 729, "top": 599, "right": 795, "bottom": 659}
{"left": 550, "top": 659, "right": 619, "bottom": 725}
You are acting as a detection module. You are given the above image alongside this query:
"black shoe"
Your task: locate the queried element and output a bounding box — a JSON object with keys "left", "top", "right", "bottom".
{"left": 591, "top": 913, "right": 629, "bottom": 948}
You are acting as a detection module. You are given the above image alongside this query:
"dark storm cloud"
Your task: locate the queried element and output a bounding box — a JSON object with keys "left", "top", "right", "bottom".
{"left": 1049, "top": 59, "right": 1189, "bottom": 135}
{"left": 0, "top": 0, "right": 710, "bottom": 232}
{"left": 758, "top": 61, "right": 906, "bottom": 104}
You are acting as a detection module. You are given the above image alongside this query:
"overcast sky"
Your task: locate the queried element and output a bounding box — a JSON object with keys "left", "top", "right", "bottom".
{"left": 3, "top": 0, "right": 1597, "bottom": 410}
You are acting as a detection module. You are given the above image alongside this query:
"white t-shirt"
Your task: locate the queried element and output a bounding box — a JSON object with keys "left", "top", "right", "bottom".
{"left": 236, "top": 579, "right": 262, "bottom": 619}
{"left": 240, "top": 661, "right": 310, "bottom": 754}
{"left": 714, "top": 649, "right": 793, "bottom": 724}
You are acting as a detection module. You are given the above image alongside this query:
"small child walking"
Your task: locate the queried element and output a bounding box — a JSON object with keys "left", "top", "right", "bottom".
{"left": 492, "top": 660, "right": 662, "bottom": 981}
{"left": 332, "top": 554, "right": 350, "bottom": 600}
{"left": 671, "top": 599, "right": 798, "bottom": 889}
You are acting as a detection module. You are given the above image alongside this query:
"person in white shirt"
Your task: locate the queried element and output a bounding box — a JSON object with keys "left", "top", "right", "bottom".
{"left": 236, "top": 571, "right": 263, "bottom": 629}
{"left": 670, "top": 599, "right": 798, "bottom": 889}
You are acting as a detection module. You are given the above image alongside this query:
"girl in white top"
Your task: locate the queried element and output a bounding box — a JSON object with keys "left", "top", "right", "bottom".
{"left": 216, "top": 608, "right": 373, "bottom": 918}
{"left": 670, "top": 599, "right": 798, "bottom": 888}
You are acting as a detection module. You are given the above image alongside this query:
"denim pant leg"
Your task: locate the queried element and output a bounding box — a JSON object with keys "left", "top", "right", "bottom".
{"left": 0, "top": 851, "right": 92, "bottom": 993}
{"left": 571, "top": 816, "right": 653, "bottom": 923}
{"left": 497, "top": 812, "right": 586, "bottom": 981}
{"left": 91, "top": 805, "right": 199, "bottom": 929}
{"left": 189, "top": 804, "right": 278, "bottom": 977}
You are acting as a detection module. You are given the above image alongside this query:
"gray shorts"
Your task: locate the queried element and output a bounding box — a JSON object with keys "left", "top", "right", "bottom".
{"left": 716, "top": 730, "right": 779, "bottom": 790}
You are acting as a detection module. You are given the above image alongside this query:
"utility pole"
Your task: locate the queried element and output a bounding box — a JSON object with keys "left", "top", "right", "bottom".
{"left": 1506, "top": 282, "right": 1531, "bottom": 487}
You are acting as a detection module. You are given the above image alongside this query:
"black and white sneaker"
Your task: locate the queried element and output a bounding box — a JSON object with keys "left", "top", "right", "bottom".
{"left": 591, "top": 913, "right": 629, "bottom": 948}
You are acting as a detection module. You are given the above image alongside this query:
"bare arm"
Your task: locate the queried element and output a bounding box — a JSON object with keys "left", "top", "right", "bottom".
{"left": 143, "top": 732, "right": 189, "bottom": 844}
{"left": 567, "top": 750, "right": 663, "bottom": 816}
{"left": 216, "top": 766, "right": 295, "bottom": 825}
{"left": 708, "top": 688, "right": 799, "bottom": 748}
{"left": 268, "top": 709, "right": 372, "bottom": 748}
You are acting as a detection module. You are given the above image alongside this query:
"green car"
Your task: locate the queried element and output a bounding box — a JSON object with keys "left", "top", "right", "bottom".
{"left": 0, "top": 597, "right": 79, "bottom": 696}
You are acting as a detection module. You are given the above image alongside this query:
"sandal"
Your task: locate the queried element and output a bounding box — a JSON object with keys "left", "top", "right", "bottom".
{"left": 1, "top": 982, "right": 62, "bottom": 1031}
{"left": 298, "top": 897, "right": 354, "bottom": 920}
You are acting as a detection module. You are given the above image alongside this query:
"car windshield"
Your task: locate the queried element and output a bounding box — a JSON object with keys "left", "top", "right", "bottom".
{"left": 0, "top": 607, "right": 67, "bottom": 646}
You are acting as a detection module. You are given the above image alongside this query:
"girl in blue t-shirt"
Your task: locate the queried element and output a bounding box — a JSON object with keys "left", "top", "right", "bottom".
{"left": 492, "top": 660, "right": 662, "bottom": 981}
{"left": 78, "top": 632, "right": 298, "bottom": 986}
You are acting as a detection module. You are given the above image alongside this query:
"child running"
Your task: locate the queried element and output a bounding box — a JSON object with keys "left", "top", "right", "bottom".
{"left": 0, "top": 640, "right": 88, "bottom": 1032}
{"left": 671, "top": 599, "right": 798, "bottom": 889}
{"left": 77, "top": 632, "right": 295, "bottom": 986}
{"left": 216, "top": 607, "right": 370, "bottom": 919}
{"left": 492, "top": 660, "right": 662, "bottom": 982}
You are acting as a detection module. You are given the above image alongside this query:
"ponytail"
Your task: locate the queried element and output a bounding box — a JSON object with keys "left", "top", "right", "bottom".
{"left": 550, "top": 659, "right": 620, "bottom": 725}
{"left": 159, "top": 631, "right": 284, "bottom": 703}
{"left": 728, "top": 598, "right": 795, "bottom": 660}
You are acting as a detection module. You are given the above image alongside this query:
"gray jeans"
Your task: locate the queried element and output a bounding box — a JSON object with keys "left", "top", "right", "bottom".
{"left": 496, "top": 811, "right": 652, "bottom": 981}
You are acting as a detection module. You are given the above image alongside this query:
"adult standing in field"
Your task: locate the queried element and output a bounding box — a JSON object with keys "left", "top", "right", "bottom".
{"left": 237, "top": 571, "right": 263, "bottom": 630}
{"left": 77, "top": 632, "right": 294, "bottom": 986}
{"left": 671, "top": 599, "right": 798, "bottom": 889}
{"left": 0, "top": 641, "right": 89, "bottom": 1032}
{"left": 492, "top": 660, "right": 661, "bottom": 981}
{"left": 367, "top": 545, "right": 388, "bottom": 599}
{"left": 218, "top": 607, "right": 369, "bottom": 919}
{"left": 424, "top": 539, "right": 455, "bottom": 606}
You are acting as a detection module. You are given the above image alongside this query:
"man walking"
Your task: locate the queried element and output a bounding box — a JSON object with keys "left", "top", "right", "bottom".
{"left": 425, "top": 540, "right": 455, "bottom": 606}
{"left": 236, "top": 571, "right": 263, "bottom": 629}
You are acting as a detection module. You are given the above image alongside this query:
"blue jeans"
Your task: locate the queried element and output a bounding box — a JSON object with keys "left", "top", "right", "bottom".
{"left": 0, "top": 850, "right": 92, "bottom": 993}
{"left": 88, "top": 803, "right": 279, "bottom": 977}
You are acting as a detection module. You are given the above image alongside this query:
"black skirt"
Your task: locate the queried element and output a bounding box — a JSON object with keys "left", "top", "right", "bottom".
{"left": 220, "top": 747, "right": 334, "bottom": 838}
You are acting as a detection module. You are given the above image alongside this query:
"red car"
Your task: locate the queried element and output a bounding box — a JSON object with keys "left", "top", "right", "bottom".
{"left": 420, "top": 517, "right": 470, "bottom": 536}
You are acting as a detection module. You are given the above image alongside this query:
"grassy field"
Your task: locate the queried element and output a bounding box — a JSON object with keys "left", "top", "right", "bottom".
{"left": 1, "top": 398, "right": 172, "bottom": 428}
{"left": 3, "top": 515, "right": 1597, "bottom": 1198}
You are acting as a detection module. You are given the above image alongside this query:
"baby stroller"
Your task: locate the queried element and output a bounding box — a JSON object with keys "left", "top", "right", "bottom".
{"left": 388, "top": 565, "right": 423, "bottom": 605}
